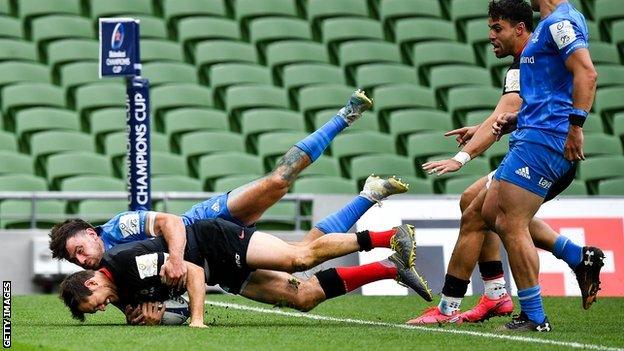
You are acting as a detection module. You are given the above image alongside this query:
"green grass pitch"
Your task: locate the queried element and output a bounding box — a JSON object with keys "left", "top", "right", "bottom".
{"left": 10, "top": 294, "right": 624, "bottom": 351}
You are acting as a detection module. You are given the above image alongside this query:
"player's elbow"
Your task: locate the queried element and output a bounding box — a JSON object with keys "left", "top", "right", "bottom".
{"left": 587, "top": 67, "right": 597, "bottom": 86}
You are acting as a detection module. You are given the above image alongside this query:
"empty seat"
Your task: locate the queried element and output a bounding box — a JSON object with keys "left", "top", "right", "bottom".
{"left": 595, "top": 65, "right": 624, "bottom": 88}
{"left": 73, "top": 83, "right": 124, "bottom": 122}
{"left": 236, "top": 0, "right": 299, "bottom": 39}
{"left": 380, "top": 0, "right": 443, "bottom": 39}
{"left": 594, "top": 87, "right": 624, "bottom": 130}
{"left": 594, "top": 0, "right": 624, "bottom": 41}
{"left": 583, "top": 134, "right": 623, "bottom": 156}
{"left": 0, "top": 16, "right": 19, "bottom": 39}
{"left": 213, "top": 174, "right": 261, "bottom": 192}
{"left": 338, "top": 40, "right": 402, "bottom": 82}
{"left": 141, "top": 62, "right": 198, "bottom": 86}
{"left": 300, "top": 156, "right": 341, "bottom": 177}
{"left": 389, "top": 110, "right": 454, "bottom": 153}
{"left": 161, "top": 0, "right": 226, "bottom": 29}
{"left": 0, "top": 131, "right": 17, "bottom": 152}
{"left": 307, "top": 0, "right": 370, "bottom": 38}
{"left": 179, "top": 131, "right": 245, "bottom": 175}
{"left": 589, "top": 42, "right": 620, "bottom": 65}
{"left": 177, "top": 17, "right": 240, "bottom": 58}
{"left": 449, "top": 0, "right": 490, "bottom": 39}
{"left": 313, "top": 108, "right": 379, "bottom": 134}
{"left": 429, "top": 65, "right": 492, "bottom": 103}
{"left": 395, "top": 18, "right": 456, "bottom": 61}
{"left": 60, "top": 175, "right": 125, "bottom": 192}
{"left": 0, "top": 38, "right": 37, "bottom": 62}
{"left": 241, "top": 109, "right": 305, "bottom": 152}
{"left": 612, "top": 20, "right": 624, "bottom": 46}
{"left": 444, "top": 175, "right": 484, "bottom": 194}
{"left": 30, "top": 15, "right": 93, "bottom": 53}
{"left": 162, "top": 108, "right": 228, "bottom": 150}
{"left": 446, "top": 86, "right": 500, "bottom": 124}
{"left": 46, "top": 151, "right": 111, "bottom": 188}
{"left": 0, "top": 151, "right": 33, "bottom": 175}
{"left": 582, "top": 113, "right": 606, "bottom": 134}
{"left": 46, "top": 39, "right": 98, "bottom": 77}
{"left": 411, "top": 42, "right": 477, "bottom": 82}
{"left": 89, "top": 107, "right": 126, "bottom": 149}
{"left": 265, "top": 40, "right": 329, "bottom": 82}
{"left": 0, "top": 61, "right": 49, "bottom": 88}
{"left": 224, "top": 85, "right": 289, "bottom": 131}
{"left": 322, "top": 17, "right": 384, "bottom": 62}
{"left": 297, "top": 84, "right": 354, "bottom": 123}
{"left": 195, "top": 40, "right": 258, "bottom": 74}
{"left": 2, "top": 83, "right": 65, "bottom": 122}
{"left": 257, "top": 131, "right": 308, "bottom": 170}
{"left": 282, "top": 63, "right": 345, "bottom": 102}
{"left": 59, "top": 62, "right": 122, "bottom": 94}
{"left": 407, "top": 131, "right": 459, "bottom": 166}
{"left": 15, "top": 108, "right": 79, "bottom": 147}
{"left": 77, "top": 200, "right": 128, "bottom": 225}
{"left": 209, "top": 63, "right": 272, "bottom": 107}
{"left": 89, "top": 0, "right": 153, "bottom": 18}
{"left": 132, "top": 15, "right": 167, "bottom": 39}
{"left": 373, "top": 84, "right": 436, "bottom": 124}
{"left": 30, "top": 130, "right": 94, "bottom": 167}
{"left": 291, "top": 175, "right": 357, "bottom": 194}
{"left": 198, "top": 152, "right": 264, "bottom": 189}
{"left": 151, "top": 84, "right": 212, "bottom": 126}
{"left": 355, "top": 63, "right": 417, "bottom": 93}
{"left": 19, "top": 0, "right": 81, "bottom": 31}
{"left": 598, "top": 178, "right": 624, "bottom": 195}
{"left": 250, "top": 17, "right": 312, "bottom": 58}
{"left": 332, "top": 132, "right": 395, "bottom": 175}
{"left": 578, "top": 156, "right": 624, "bottom": 194}
{"left": 152, "top": 175, "right": 202, "bottom": 192}
{"left": 350, "top": 154, "right": 415, "bottom": 186}
{"left": 151, "top": 152, "right": 188, "bottom": 176}
{"left": 140, "top": 39, "right": 184, "bottom": 63}
{"left": 558, "top": 179, "right": 588, "bottom": 196}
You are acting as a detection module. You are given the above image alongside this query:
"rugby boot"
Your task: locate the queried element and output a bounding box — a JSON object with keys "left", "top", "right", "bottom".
{"left": 456, "top": 293, "right": 514, "bottom": 323}
{"left": 503, "top": 312, "right": 552, "bottom": 332}
{"left": 337, "top": 89, "right": 373, "bottom": 125}
{"left": 574, "top": 246, "right": 605, "bottom": 310}
{"left": 360, "top": 175, "right": 409, "bottom": 204}
{"left": 406, "top": 306, "right": 459, "bottom": 325}
{"left": 388, "top": 253, "right": 433, "bottom": 302}
{"left": 390, "top": 224, "right": 416, "bottom": 268}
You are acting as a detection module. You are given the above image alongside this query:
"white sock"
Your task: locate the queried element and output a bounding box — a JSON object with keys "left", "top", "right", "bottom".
{"left": 438, "top": 294, "right": 462, "bottom": 316}
{"left": 483, "top": 276, "right": 507, "bottom": 300}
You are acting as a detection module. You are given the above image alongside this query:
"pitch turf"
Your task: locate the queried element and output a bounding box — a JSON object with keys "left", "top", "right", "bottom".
{"left": 10, "top": 294, "right": 624, "bottom": 351}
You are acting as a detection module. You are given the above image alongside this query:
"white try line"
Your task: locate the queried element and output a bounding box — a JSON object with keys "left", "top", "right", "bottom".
{"left": 207, "top": 301, "right": 623, "bottom": 351}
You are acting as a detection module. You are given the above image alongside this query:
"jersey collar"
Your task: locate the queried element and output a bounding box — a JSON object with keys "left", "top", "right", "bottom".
{"left": 98, "top": 267, "right": 115, "bottom": 283}
{"left": 515, "top": 37, "right": 529, "bottom": 58}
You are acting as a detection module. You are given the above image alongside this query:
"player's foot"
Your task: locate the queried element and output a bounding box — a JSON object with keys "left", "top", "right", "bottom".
{"left": 390, "top": 224, "right": 416, "bottom": 268}
{"left": 388, "top": 253, "right": 433, "bottom": 302}
{"left": 503, "top": 312, "right": 552, "bottom": 332}
{"left": 574, "top": 246, "right": 605, "bottom": 310}
{"left": 456, "top": 293, "right": 513, "bottom": 323}
{"left": 360, "top": 175, "right": 409, "bottom": 204}
{"left": 338, "top": 89, "right": 373, "bottom": 125}
{"left": 406, "top": 306, "right": 459, "bottom": 325}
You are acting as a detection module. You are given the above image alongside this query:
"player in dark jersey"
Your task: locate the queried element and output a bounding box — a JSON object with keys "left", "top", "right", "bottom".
{"left": 59, "top": 219, "right": 432, "bottom": 327}
{"left": 409, "top": 0, "right": 603, "bottom": 327}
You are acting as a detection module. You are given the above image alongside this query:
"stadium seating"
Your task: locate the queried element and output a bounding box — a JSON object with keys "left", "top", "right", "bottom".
{"left": 213, "top": 174, "right": 260, "bottom": 193}
{"left": 598, "top": 178, "right": 624, "bottom": 195}
{"left": 265, "top": 40, "right": 329, "bottom": 82}
{"left": 177, "top": 17, "right": 241, "bottom": 59}
{"left": 0, "top": 150, "right": 33, "bottom": 175}
{"left": 209, "top": 63, "right": 272, "bottom": 107}
{"left": 322, "top": 17, "right": 384, "bottom": 62}
{"left": 250, "top": 17, "right": 312, "bottom": 60}
{"left": 291, "top": 176, "right": 358, "bottom": 194}
{"left": 89, "top": 0, "right": 153, "bottom": 19}
{"left": 297, "top": 84, "right": 354, "bottom": 123}
{"left": 197, "top": 151, "right": 264, "bottom": 190}
{"left": 282, "top": 63, "right": 346, "bottom": 103}
{"left": 46, "top": 39, "right": 98, "bottom": 77}
{"left": 236, "top": 0, "right": 300, "bottom": 40}
{"left": 299, "top": 156, "right": 341, "bottom": 178}
{"left": 354, "top": 63, "right": 418, "bottom": 93}
{"left": 140, "top": 39, "right": 185, "bottom": 63}
{"left": 388, "top": 110, "right": 453, "bottom": 153}
{"left": 0, "top": 61, "right": 49, "bottom": 88}
{"left": 350, "top": 154, "right": 414, "bottom": 187}
{"left": 332, "top": 132, "right": 395, "bottom": 175}
{"left": 0, "top": 38, "right": 37, "bottom": 62}
{"left": 307, "top": 0, "right": 370, "bottom": 38}
{"left": 141, "top": 62, "right": 198, "bottom": 86}
{"left": 161, "top": 0, "right": 226, "bottom": 30}
{"left": 179, "top": 131, "right": 245, "bottom": 175}
{"left": 338, "top": 40, "right": 402, "bottom": 82}
{"left": 0, "top": 15, "right": 21, "bottom": 39}
{"left": 241, "top": 109, "right": 305, "bottom": 152}
{"left": 578, "top": 155, "right": 624, "bottom": 194}
{"left": 162, "top": 108, "right": 229, "bottom": 150}
{"left": 395, "top": 18, "right": 457, "bottom": 61}
{"left": 379, "top": 0, "right": 443, "bottom": 40}
{"left": 373, "top": 84, "right": 436, "bottom": 125}
{"left": 14, "top": 108, "right": 79, "bottom": 148}
{"left": 46, "top": 151, "right": 112, "bottom": 189}
{"left": 256, "top": 131, "right": 308, "bottom": 170}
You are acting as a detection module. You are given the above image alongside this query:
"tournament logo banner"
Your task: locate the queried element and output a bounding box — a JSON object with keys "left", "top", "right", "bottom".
{"left": 126, "top": 77, "right": 151, "bottom": 210}
{"left": 99, "top": 18, "right": 140, "bottom": 77}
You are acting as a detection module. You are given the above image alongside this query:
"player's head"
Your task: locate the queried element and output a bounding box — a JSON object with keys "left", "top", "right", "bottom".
{"left": 49, "top": 219, "right": 104, "bottom": 269}
{"left": 488, "top": 0, "right": 534, "bottom": 57}
{"left": 59, "top": 269, "right": 118, "bottom": 321}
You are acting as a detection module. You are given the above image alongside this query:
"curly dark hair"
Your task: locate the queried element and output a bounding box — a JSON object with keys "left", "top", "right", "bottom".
{"left": 49, "top": 219, "right": 94, "bottom": 260}
{"left": 59, "top": 270, "right": 95, "bottom": 322}
{"left": 488, "top": 0, "right": 534, "bottom": 32}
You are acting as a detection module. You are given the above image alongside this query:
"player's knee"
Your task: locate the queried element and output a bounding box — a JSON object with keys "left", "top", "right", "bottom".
{"left": 459, "top": 206, "right": 484, "bottom": 234}
{"left": 289, "top": 250, "right": 315, "bottom": 272}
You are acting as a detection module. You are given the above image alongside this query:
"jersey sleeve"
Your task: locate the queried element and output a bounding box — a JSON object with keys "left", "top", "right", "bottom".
{"left": 114, "top": 210, "right": 157, "bottom": 239}
{"left": 502, "top": 60, "right": 520, "bottom": 95}
{"left": 547, "top": 17, "right": 588, "bottom": 62}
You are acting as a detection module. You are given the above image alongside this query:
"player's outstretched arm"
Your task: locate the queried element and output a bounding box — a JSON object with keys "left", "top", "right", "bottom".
{"left": 151, "top": 212, "right": 188, "bottom": 289}
{"left": 185, "top": 261, "right": 207, "bottom": 328}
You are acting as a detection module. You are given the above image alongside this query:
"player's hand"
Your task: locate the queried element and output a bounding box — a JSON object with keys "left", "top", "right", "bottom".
{"left": 422, "top": 159, "right": 463, "bottom": 176}
{"left": 564, "top": 125, "right": 585, "bottom": 161}
{"left": 492, "top": 112, "right": 518, "bottom": 140}
{"left": 189, "top": 320, "right": 208, "bottom": 328}
{"left": 140, "top": 302, "right": 166, "bottom": 326}
{"left": 160, "top": 256, "right": 187, "bottom": 290}
{"left": 444, "top": 125, "right": 479, "bottom": 147}
{"left": 125, "top": 305, "right": 143, "bottom": 325}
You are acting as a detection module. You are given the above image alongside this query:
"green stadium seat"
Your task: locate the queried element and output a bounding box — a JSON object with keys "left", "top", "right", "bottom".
{"left": 297, "top": 84, "right": 354, "bottom": 124}
{"left": 446, "top": 86, "right": 500, "bottom": 125}
{"left": 0, "top": 174, "right": 46, "bottom": 191}
{"left": 241, "top": 109, "right": 305, "bottom": 152}
{"left": 583, "top": 113, "right": 606, "bottom": 134}
{"left": 18, "top": 0, "right": 81, "bottom": 32}
{"left": 598, "top": 178, "right": 624, "bottom": 195}
{"left": 594, "top": 87, "right": 624, "bottom": 131}
{"left": 89, "top": 0, "right": 153, "bottom": 19}
{"left": 257, "top": 131, "right": 308, "bottom": 170}
{"left": 411, "top": 42, "right": 478, "bottom": 83}
{"left": 198, "top": 151, "right": 264, "bottom": 190}
{"left": 589, "top": 42, "right": 620, "bottom": 65}
{"left": 300, "top": 156, "right": 341, "bottom": 177}
{"left": 444, "top": 175, "right": 484, "bottom": 194}
{"left": 152, "top": 152, "right": 188, "bottom": 176}
{"left": 313, "top": 108, "right": 379, "bottom": 134}
{"left": 213, "top": 174, "right": 260, "bottom": 192}
{"left": 59, "top": 62, "right": 123, "bottom": 95}
{"left": 15, "top": 108, "right": 79, "bottom": 148}
{"left": 0, "top": 131, "right": 17, "bottom": 152}
{"left": 151, "top": 84, "right": 212, "bottom": 128}
{"left": 594, "top": 65, "right": 624, "bottom": 88}
{"left": 429, "top": 65, "right": 492, "bottom": 104}
{"left": 578, "top": 155, "right": 624, "bottom": 194}
{"left": 236, "top": 0, "right": 299, "bottom": 39}
{"left": 449, "top": 0, "right": 489, "bottom": 40}
{"left": 395, "top": 18, "right": 456, "bottom": 61}
{"left": 0, "top": 15, "right": 22, "bottom": 38}
{"left": 380, "top": 0, "right": 443, "bottom": 39}
{"left": 594, "top": 0, "right": 624, "bottom": 41}
{"left": 89, "top": 107, "right": 125, "bottom": 150}
{"left": 465, "top": 109, "right": 492, "bottom": 127}
{"left": 0, "top": 150, "right": 33, "bottom": 175}
{"left": 613, "top": 112, "right": 624, "bottom": 142}
{"left": 583, "top": 134, "right": 623, "bottom": 156}
{"left": 484, "top": 49, "right": 514, "bottom": 85}
{"left": 2, "top": 83, "right": 65, "bottom": 123}
{"left": 465, "top": 18, "right": 490, "bottom": 64}
{"left": 425, "top": 154, "right": 490, "bottom": 192}
{"left": 161, "top": 0, "right": 226, "bottom": 31}
{"left": 265, "top": 40, "right": 329, "bottom": 83}
{"left": 586, "top": 20, "right": 601, "bottom": 41}
{"left": 45, "top": 39, "right": 98, "bottom": 78}
{"left": 0, "top": 196, "right": 66, "bottom": 229}
{"left": 0, "top": 38, "right": 37, "bottom": 62}
{"left": 72, "top": 83, "right": 124, "bottom": 123}
{"left": 141, "top": 62, "right": 198, "bottom": 87}
{"left": 332, "top": 132, "right": 395, "bottom": 175}
{"left": 177, "top": 17, "right": 240, "bottom": 59}
{"left": 195, "top": 40, "right": 258, "bottom": 76}
{"left": 373, "top": 84, "right": 436, "bottom": 127}
{"left": 406, "top": 131, "right": 459, "bottom": 168}
{"left": 162, "top": 108, "right": 228, "bottom": 150}
{"left": 152, "top": 175, "right": 202, "bottom": 192}
{"left": 224, "top": 85, "right": 289, "bottom": 131}
{"left": 30, "top": 130, "right": 94, "bottom": 170}
{"left": 350, "top": 154, "right": 415, "bottom": 187}
{"left": 60, "top": 175, "right": 125, "bottom": 191}
{"left": 250, "top": 17, "right": 312, "bottom": 60}
{"left": 140, "top": 39, "right": 184, "bottom": 63}
{"left": 0, "top": 0, "right": 9, "bottom": 15}
{"left": 103, "top": 132, "right": 168, "bottom": 176}
{"left": 255, "top": 200, "right": 299, "bottom": 231}
{"left": 354, "top": 63, "right": 418, "bottom": 93}
{"left": 179, "top": 131, "right": 245, "bottom": 175}
{"left": 291, "top": 175, "right": 358, "bottom": 194}
{"left": 612, "top": 20, "right": 624, "bottom": 46}
{"left": 307, "top": 0, "right": 370, "bottom": 39}
{"left": 399, "top": 176, "right": 435, "bottom": 194}
{"left": 0, "top": 61, "right": 49, "bottom": 88}
{"left": 132, "top": 15, "right": 167, "bottom": 40}
{"left": 76, "top": 200, "right": 128, "bottom": 225}
{"left": 153, "top": 199, "right": 198, "bottom": 214}
{"left": 209, "top": 63, "right": 272, "bottom": 107}
{"left": 46, "top": 151, "right": 111, "bottom": 188}
{"left": 282, "top": 63, "right": 345, "bottom": 104}
{"left": 338, "top": 40, "right": 402, "bottom": 82}
{"left": 558, "top": 179, "right": 588, "bottom": 196}
{"left": 388, "top": 110, "right": 453, "bottom": 153}
{"left": 30, "top": 15, "right": 93, "bottom": 54}
{"left": 322, "top": 18, "right": 384, "bottom": 62}
{"left": 483, "top": 135, "right": 509, "bottom": 168}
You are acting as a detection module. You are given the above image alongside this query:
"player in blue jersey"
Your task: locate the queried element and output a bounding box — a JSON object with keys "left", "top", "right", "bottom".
{"left": 477, "top": 0, "right": 601, "bottom": 332}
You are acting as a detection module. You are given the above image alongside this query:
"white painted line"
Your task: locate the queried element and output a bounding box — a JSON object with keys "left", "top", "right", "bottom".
{"left": 207, "top": 301, "right": 623, "bottom": 351}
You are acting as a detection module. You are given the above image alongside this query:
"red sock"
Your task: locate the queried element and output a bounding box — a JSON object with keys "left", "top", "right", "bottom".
{"left": 335, "top": 260, "right": 398, "bottom": 292}
{"left": 368, "top": 229, "right": 396, "bottom": 248}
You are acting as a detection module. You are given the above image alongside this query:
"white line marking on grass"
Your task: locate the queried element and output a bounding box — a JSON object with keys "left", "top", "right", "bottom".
{"left": 207, "top": 301, "right": 623, "bottom": 351}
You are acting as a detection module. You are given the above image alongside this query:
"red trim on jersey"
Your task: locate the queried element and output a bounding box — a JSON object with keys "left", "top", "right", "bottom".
{"left": 516, "top": 37, "right": 529, "bottom": 58}
{"left": 98, "top": 267, "right": 114, "bottom": 283}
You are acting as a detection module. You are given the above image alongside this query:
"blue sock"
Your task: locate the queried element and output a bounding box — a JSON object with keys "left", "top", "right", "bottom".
{"left": 552, "top": 235, "right": 583, "bottom": 269}
{"left": 517, "top": 285, "right": 546, "bottom": 324}
{"left": 315, "top": 196, "right": 373, "bottom": 233}
{"left": 295, "top": 115, "right": 347, "bottom": 161}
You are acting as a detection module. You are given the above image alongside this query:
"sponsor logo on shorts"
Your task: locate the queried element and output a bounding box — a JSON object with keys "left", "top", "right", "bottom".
{"left": 211, "top": 201, "right": 220, "bottom": 213}
{"left": 538, "top": 177, "right": 553, "bottom": 190}
{"left": 515, "top": 167, "right": 531, "bottom": 180}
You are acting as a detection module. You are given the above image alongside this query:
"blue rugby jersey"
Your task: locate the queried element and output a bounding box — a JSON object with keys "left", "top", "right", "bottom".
{"left": 513, "top": 1, "right": 589, "bottom": 151}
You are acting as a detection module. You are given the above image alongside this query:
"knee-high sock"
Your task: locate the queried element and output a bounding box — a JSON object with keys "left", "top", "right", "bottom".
{"left": 315, "top": 196, "right": 373, "bottom": 234}
{"left": 518, "top": 285, "right": 546, "bottom": 324}
{"left": 295, "top": 115, "right": 347, "bottom": 161}
{"left": 552, "top": 235, "right": 583, "bottom": 269}
{"left": 315, "top": 260, "right": 397, "bottom": 298}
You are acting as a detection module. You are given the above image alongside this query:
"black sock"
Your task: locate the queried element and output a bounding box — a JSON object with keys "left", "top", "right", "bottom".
{"left": 355, "top": 230, "right": 372, "bottom": 251}
{"left": 478, "top": 261, "right": 504, "bottom": 279}
{"left": 315, "top": 268, "right": 347, "bottom": 299}
{"left": 441, "top": 274, "right": 469, "bottom": 298}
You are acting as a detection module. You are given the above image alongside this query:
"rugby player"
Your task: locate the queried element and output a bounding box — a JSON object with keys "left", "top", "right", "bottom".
{"left": 409, "top": 0, "right": 603, "bottom": 326}
{"left": 476, "top": 0, "right": 600, "bottom": 331}
{"left": 59, "top": 219, "right": 432, "bottom": 327}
